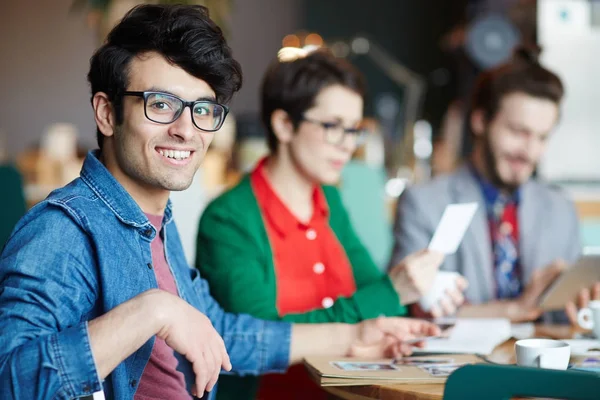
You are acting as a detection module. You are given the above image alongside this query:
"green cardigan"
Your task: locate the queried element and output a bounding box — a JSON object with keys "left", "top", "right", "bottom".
{"left": 195, "top": 174, "right": 406, "bottom": 399}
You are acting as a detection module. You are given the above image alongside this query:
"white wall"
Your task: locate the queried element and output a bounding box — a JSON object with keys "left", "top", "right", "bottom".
{"left": 228, "top": 0, "right": 303, "bottom": 114}
{"left": 0, "top": 0, "right": 302, "bottom": 158}
{"left": 0, "top": 0, "right": 97, "bottom": 156}
{"left": 538, "top": 0, "right": 600, "bottom": 181}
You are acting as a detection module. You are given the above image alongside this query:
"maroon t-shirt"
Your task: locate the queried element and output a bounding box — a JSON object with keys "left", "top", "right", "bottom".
{"left": 134, "top": 214, "right": 192, "bottom": 400}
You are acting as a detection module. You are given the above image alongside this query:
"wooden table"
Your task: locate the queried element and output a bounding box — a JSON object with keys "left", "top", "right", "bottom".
{"left": 321, "top": 325, "right": 577, "bottom": 400}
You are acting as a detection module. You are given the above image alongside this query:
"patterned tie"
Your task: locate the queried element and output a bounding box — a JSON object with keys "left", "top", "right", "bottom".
{"left": 489, "top": 196, "right": 522, "bottom": 299}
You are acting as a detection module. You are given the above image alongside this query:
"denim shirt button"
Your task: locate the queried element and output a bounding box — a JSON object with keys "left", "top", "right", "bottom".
{"left": 143, "top": 229, "right": 153, "bottom": 237}
{"left": 130, "top": 379, "right": 137, "bottom": 388}
{"left": 147, "top": 263, "right": 153, "bottom": 270}
{"left": 83, "top": 384, "right": 90, "bottom": 393}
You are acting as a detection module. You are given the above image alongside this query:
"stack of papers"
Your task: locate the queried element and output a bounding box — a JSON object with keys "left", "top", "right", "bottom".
{"left": 511, "top": 323, "right": 535, "bottom": 340}
{"left": 304, "top": 354, "right": 481, "bottom": 387}
{"left": 413, "top": 318, "right": 512, "bottom": 355}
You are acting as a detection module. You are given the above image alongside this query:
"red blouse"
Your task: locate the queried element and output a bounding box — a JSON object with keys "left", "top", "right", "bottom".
{"left": 251, "top": 158, "right": 357, "bottom": 316}
{"left": 251, "top": 158, "right": 358, "bottom": 399}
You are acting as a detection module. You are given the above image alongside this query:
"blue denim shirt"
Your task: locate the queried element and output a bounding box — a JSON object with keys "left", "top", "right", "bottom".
{"left": 0, "top": 151, "right": 292, "bottom": 400}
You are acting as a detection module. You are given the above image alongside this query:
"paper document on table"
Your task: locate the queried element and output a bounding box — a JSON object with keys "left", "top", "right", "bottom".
{"left": 511, "top": 323, "right": 535, "bottom": 340}
{"left": 428, "top": 203, "right": 478, "bottom": 254}
{"left": 413, "top": 318, "right": 511, "bottom": 355}
{"left": 304, "top": 354, "right": 481, "bottom": 386}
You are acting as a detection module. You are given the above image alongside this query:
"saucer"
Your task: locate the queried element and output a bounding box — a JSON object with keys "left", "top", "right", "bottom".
{"left": 563, "top": 339, "right": 600, "bottom": 357}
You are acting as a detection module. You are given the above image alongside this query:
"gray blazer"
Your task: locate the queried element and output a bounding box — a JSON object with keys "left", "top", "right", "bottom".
{"left": 390, "top": 165, "right": 582, "bottom": 305}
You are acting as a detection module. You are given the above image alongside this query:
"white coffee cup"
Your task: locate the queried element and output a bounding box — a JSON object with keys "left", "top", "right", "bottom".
{"left": 515, "top": 339, "right": 570, "bottom": 370}
{"left": 577, "top": 300, "right": 600, "bottom": 338}
{"left": 418, "top": 271, "right": 460, "bottom": 312}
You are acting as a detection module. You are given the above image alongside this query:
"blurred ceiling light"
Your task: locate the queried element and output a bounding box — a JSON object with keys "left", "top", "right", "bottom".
{"left": 302, "top": 44, "right": 321, "bottom": 52}
{"left": 277, "top": 46, "right": 320, "bottom": 62}
{"left": 385, "top": 177, "right": 408, "bottom": 198}
{"left": 351, "top": 37, "right": 370, "bottom": 54}
{"left": 305, "top": 33, "right": 324, "bottom": 47}
{"left": 282, "top": 34, "right": 301, "bottom": 48}
{"left": 413, "top": 119, "right": 433, "bottom": 159}
{"left": 413, "top": 139, "right": 433, "bottom": 159}
{"left": 414, "top": 119, "right": 432, "bottom": 140}
{"left": 278, "top": 47, "right": 307, "bottom": 62}
{"left": 375, "top": 94, "right": 400, "bottom": 120}
{"left": 331, "top": 41, "right": 350, "bottom": 58}
{"left": 385, "top": 165, "right": 415, "bottom": 197}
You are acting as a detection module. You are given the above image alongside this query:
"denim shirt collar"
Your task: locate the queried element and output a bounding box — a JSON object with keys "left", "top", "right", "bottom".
{"left": 79, "top": 150, "right": 173, "bottom": 231}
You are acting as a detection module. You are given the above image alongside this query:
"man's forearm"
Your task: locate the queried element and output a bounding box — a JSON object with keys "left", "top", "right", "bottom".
{"left": 88, "top": 289, "right": 165, "bottom": 379}
{"left": 289, "top": 323, "right": 358, "bottom": 364}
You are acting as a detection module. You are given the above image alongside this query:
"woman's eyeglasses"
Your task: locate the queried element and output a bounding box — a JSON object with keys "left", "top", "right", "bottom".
{"left": 299, "top": 116, "right": 367, "bottom": 146}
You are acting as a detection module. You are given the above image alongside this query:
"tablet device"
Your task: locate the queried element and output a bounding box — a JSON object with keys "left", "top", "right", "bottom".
{"left": 538, "top": 255, "right": 600, "bottom": 311}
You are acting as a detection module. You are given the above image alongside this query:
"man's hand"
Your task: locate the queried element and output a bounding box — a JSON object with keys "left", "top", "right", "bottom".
{"left": 156, "top": 292, "right": 231, "bottom": 397}
{"left": 388, "top": 250, "right": 445, "bottom": 305}
{"left": 348, "top": 318, "right": 441, "bottom": 359}
{"left": 88, "top": 288, "right": 231, "bottom": 397}
{"left": 565, "top": 282, "right": 600, "bottom": 326}
{"left": 507, "top": 260, "right": 566, "bottom": 322}
{"left": 410, "top": 276, "right": 469, "bottom": 318}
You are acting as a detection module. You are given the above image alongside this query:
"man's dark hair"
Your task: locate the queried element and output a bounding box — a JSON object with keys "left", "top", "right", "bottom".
{"left": 88, "top": 4, "right": 242, "bottom": 150}
{"left": 261, "top": 49, "right": 366, "bottom": 153}
{"left": 471, "top": 46, "right": 564, "bottom": 123}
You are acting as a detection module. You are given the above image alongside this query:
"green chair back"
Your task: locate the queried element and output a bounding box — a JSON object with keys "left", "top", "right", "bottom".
{"left": 339, "top": 161, "right": 392, "bottom": 271}
{"left": 0, "top": 164, "right": 26, "bottom": 250}
{"left": 444, "top": 364, "right": 600, "bottom": 400}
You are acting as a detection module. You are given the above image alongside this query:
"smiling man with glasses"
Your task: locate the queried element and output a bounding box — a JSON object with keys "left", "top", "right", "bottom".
{"left": 0, "top": 5, "right": 440, "bottom": 400}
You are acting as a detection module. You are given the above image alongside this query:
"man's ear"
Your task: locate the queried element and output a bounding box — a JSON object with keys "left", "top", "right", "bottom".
{"left": 270, "top": 109, "right": 295, "bottom": 145}
{"left": 470, "top": 109, "right": 486, "bottom": 138}
{"left": 93, "top": 92, "right": 117, "bottom": 138}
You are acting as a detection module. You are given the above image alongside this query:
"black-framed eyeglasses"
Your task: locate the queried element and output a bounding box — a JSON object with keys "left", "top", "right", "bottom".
{"left": 300, "top": 116, "right": 367, "bottom": 146}
{"left": 123, "top": 91, "right": 229, "bottom": 132}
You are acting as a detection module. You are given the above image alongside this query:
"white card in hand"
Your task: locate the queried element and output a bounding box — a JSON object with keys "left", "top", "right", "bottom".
{"left": 428, "top": 203, "right": 478, "bottom": 254}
